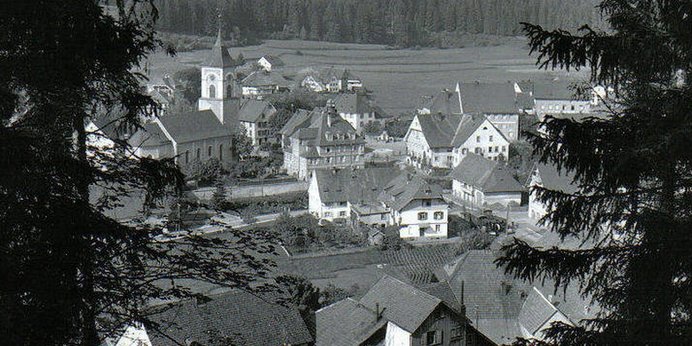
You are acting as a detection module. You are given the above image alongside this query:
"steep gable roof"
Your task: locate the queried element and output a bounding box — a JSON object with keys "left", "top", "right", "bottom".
{"left": 149, "top": 290, "right": 313, "bottom": 346}
{"left": 316, "top": 298, "right": 386, "bottom": 346}
{"left": 280, "top": 108, "right": 316, "bottom": 137}
{"left": 427, "top": 82, "right": 519, "bottom": 115}
{"left": 533, "top": 163, "right": 579, "bottom": 194}
{"left": 242, "top": 70, "right": 290, "bottom": 87}
{"left": 157, "top": 110, "right": 231, "bottom": 144}
{"left": 359, "top": 275, "right": 443, "bottom": 333}
{"left": 130, "top": 122, "right": 170, "bottom": 148}
{"left": 414, "top": 114, "right": 462, "bottom": 149}
{"left": 313, "top": 167, "right": 401, "bottom": 204}
{"left": 518, "top": 287, "right": 562, "bottom": 335}
{"left": 450, "top": 114, "right": 500, "bottom": 147}
{"left": 238, "top": 99, "right": 275, "bottom": 123}
{"left": 381, "top": 174, "right": 444, "bottom": 211}
{"left": 531, "top": 80, "right": 590, "bottom": 101}
{"left": 450, "top": 154, "right": 524, "bottom": 193}
{"left": 332, "top": 93, "right": 373, "bottom": 114}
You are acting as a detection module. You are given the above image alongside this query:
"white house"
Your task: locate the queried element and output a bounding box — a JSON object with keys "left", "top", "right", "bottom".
{"left": 404, "top": 113, "right": 509, "bottom": 169}
{"left": 528, "top": 163, "right": 578, "bottom": 223}
{"left": 381, "top": 174, "right": 449, "bottom": 239}
{"left": 257, "top": 55, "right": 285, "bottom": 72}
{"left": 241, "top": 70, "right": 291, "bottom": 99}
{"left": 450, "top": 153, "right": 524, "bottom": 209}
{"left": 237, "top": 99, "right": 277, "bottom": 146}
{"left": 332, "top": 92, "right": 387, "bottom": 134}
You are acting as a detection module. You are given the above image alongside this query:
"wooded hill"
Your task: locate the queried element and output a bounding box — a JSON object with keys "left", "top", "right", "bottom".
{"left": 157, "top": 0, "right": 604, "bottom": 47}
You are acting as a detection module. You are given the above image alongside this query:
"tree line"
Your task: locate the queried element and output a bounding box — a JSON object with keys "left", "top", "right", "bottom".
{"left": 157, "top": 0, "right": 604, "bottom": 47}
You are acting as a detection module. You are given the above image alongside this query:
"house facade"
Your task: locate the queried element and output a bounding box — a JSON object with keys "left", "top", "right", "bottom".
{"left": 450, "top": 154, "right": 523, "bottom": 209}
{"left": 238, "top": 99, "right": 277, "bottom": 146}
{"left": 257, "top": 55, "right": 284, "bottom": 72}
{"left": 528, "top": 163, "right": 578, "bottom": 223}
{"left": 281, "top": 101, "right": 366, "bottom": 180}
{"left": 241, "top": 70, "right": 290, "bottom": 99}
{"left": 332, "top": 92, "right": 387, "bottom": 134}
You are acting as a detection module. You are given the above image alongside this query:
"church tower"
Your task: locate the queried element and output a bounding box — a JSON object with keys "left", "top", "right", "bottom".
{"left": 198, "top": 16, "right": 239, "bottom": 125}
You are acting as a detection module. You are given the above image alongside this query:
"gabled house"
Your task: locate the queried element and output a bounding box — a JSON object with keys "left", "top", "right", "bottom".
{"left": 107, "top": 290, "right": 313, "bottom": 346}
{"left": 316, "top": 275, "right": 494, "bottom": 346}
{"left": 418, "top": 82, "right": 520, "bottom": 142}
{"left": 308, "top": 166, "right": 401, "bottom": 225}
{"left": 518, "top": 287, "right": 574, "bottom": 340}
{"left": 280, "top": 101, "right": 366, "bottom": 180}
{"left": 380, "top": 174, "right": 449, "bottom": 239}
{"left": 518, "top": 80, "right": 592, "bottom": 120}
{"left": 332, "top": 92, "right": 387, "bottom": 134}
{"left": 404, "top": 113, "right": 509, "bottom": 170}
{"left": 527, "top": 163, "right": 578, "bottom": 223}
{"left": 257, "top": 55, "right": 285, "bottom": 72}
{"left": 241, "top": 70, "right": 291, "bottom": 99}
{"left": 450, "top": 154, "right": 524, "bottom": 209}
{"left": 238, "top": 99, "right": 277, "bottom": 146}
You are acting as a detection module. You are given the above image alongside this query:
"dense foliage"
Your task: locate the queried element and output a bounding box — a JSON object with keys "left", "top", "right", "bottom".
{"left": 157, "top": 0, "right": 604, "bottom": 47}
{"left": 497, "top": 1, "right": 692, "bottom": 344}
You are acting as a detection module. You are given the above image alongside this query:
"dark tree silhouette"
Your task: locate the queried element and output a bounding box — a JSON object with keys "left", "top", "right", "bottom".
{"left": 496, "top": 1, "right": 692, "bottom": 344}
{"left": 0, "top": 2, "right": 274, "bottom": 345}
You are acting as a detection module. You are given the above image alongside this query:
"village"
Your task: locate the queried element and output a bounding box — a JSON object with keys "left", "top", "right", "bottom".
{"left": 95, "top": 29, "right": 612, "bottom": 346}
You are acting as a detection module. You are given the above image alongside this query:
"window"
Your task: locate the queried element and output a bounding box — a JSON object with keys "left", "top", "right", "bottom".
{"left": 476, "top": 135, "right": 480, "bottom": 143}
{"left": 434, "top": 211, "right": 444, "bottom": 220}
{"left": 435, "top": 224, "right": 441, "bottom": 232}
{"left": 208, "top": 84, "right": 216, "bottom": 98}
{"left": 339, "top": 211, "right": 347, "bottom": 217}
{"left": 219, "top": 144, "right": 223, "bottom": 161}
{"left": 489, "top": 135, "right": 493, "bottom": 142}
{"left": 424, "top": 200, "right": 431, "bottom": 207}
{"left": 475, "top": 147, "right": 481, "bottom": 154}
{"left": 208, "top": 146, "right": 212, "bottom": 157}
{"left": 495, "top": 146, "right": 499, "bottom": 152}
{"left": 451, "top": 326, "right": 463, "bottom": 338}
{"left": 196, "top": 148, "right": 201, "bottom": 158}
{"left": 418, "top": 212, "right": 428, "bottom": 220}
{"left": 339, "top": 202, "right": 347, "bottom": 206}
{"left": 461, "top": 148, "right": 468, "bottom": 155}
{"left": 488, "top": 146, "right": 493, "bottom": 152}
{"left": 185, "top": 150, "right": 189, "bottom": 164}
{"left": 324, "top": 212, "right": 332, "bottom": 217}
{"left": 426, "top": 330, "right": 442, "bottom": 345}
{"left": 502, "top": 146, "right": 507, "bottom": 152}
{"left": 380, "top": 214, "right": 387, "bottom": 220}
{"left": 571, "top": 105, "right": 575, "bottom": 111}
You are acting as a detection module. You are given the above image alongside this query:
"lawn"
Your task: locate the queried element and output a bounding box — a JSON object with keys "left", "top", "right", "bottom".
{"left": 145, "top": 38, "right": 590, "bottom": 115}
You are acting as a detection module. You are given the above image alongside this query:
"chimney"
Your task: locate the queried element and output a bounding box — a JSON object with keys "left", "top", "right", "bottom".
{"left": 501, "top": 281, "right": 512, "bottom": 295}
{"left": 375, "top": 303, "right": 385, "bottom": 321}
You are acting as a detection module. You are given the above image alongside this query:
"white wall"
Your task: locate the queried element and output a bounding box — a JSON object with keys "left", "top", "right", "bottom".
{"left": 397, "top": 199, "right": 448, "bottom": 239}
{"left": 385, "top": 322, "right": 411, "bottom": 346}
{"left": 454, "top": 119, "right": 509, "bottom": 166}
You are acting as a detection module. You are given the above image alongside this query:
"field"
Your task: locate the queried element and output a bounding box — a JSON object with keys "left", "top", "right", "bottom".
{"left": 145, "top": 38, "right": 590, "bottom": 114}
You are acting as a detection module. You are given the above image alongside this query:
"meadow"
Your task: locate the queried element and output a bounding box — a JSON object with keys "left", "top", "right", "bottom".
{"left": 145, "top": 39, "right": 590, "bottom": 114}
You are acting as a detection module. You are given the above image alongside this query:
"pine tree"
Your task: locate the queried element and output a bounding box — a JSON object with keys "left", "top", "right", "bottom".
{"left": 496, "top": 1, "right": 692, "bottom": 344}
{"left": 0, "top": 2, "right": 274, "bottom": 345}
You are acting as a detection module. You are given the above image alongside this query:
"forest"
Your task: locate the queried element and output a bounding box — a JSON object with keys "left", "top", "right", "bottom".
{"left": 156, "top": 0, "right": 604, "bottom": 47}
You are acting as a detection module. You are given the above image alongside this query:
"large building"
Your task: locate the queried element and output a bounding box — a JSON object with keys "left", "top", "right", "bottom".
{"left": 281, "top": 101, "right": 366, "bottom": 179}
{"left": 450, "top": 154, "right": 524, "bottom": 209}
{"left": 237, "top": 99, "right": 277, "bottom": 146}
{"left": 332, "top": 92, "right": 388, "bottom": 134}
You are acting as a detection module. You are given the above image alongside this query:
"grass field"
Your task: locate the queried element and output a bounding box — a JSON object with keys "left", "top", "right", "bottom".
{"left": 145, "top": 38, "right": 590, "bottom": 114}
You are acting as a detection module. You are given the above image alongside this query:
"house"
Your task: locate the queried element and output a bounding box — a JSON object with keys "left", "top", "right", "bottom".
{"left": 440, "top": 250, "right": 596, "bottom": 345}
{"left": 519, "top": 80, "right": 592, "bottom": 120}
{"left": 107, "top": 290, "right": 313, "bottom": 346}
{"left": 331, "top": 92, "right": 388, "bottom": 134}
{"left": 418, "top": 82, "right": 520, "bottom": 142}
{"left": 450, "top": 154, "right": 524, "bottom": 209}
{"left": 527, "top": 163, "right": 578, "bottom": 223}
{"left": 238, "top": 99, "right": 277, "bottom": 146}
{"left": 308, "top": 166, "right": 401, "bottom": 225}
{"left": 257, "top": 55, "right": 285, "bottom": 72}
{"left": 280, "top": 101, "right": 366, "bottom": 180}
{"left": 316, "top": 275, "right": 494, "bottom": 346}
{"left": 404, "top": 113, "right": 509, "bottom": 170}
{"left": 380, "top": 174, "right": 449, "bottom": 239}
{"left": 129, "top": 30, "right": 239, "bottom": 168}
{"left": 338, "top": 69, "right": 364, "bottom": 92}
{"left": 241, "top": 70, "right": 291, "bottom": 99}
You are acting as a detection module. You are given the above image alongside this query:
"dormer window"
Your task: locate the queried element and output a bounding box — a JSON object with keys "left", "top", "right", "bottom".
{"left": 326, "top": 132, "right": 333, "bottom": 141}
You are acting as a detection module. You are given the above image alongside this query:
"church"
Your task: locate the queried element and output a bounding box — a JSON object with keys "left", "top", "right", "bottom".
{"left": 130, "top": 29, "right": 242, "bottom": 168}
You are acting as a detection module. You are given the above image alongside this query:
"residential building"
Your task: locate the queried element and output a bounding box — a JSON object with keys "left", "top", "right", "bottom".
{"left": 280, "top": 101, "right": 366, "bottom": 180}
{"left": 241, "top": 70, "right": 291, "bottom": 99}
{"left": 404, "top": 113, "right": 509, "bottom": 170}
{"left": 238, "top": 98, "right": 277, "bottom": 146}
{"left": 308, "top": 166, "right": 401, "bottom": 225}
{"left": 106, "top": 290, "right": 313, "bottom": 346}
{"left": 300, "top": 67, "right": 364, "bottom": 93}
{"left": 316, "top": 275, "right": 494, "bottom": 346}
{"left": 418, "top": 82, "right": 520, "bottom": 142}
{"left": 257, "top": 55, "right": 285, "bottom": 72}
{"left": 450, "top": 154, "right": 524, "bottom": 209}
{"left": 380, "top": 174, "right": 449, "bottom": 239}
{"left": 517, "top": 80, "right": 592, "bottom": 120}
{"left": 518, "top": 287, "right": 574, "bottom": 340}
{"left": 332, "top": 92, "right": 388, "bottom": 134}
{"left": 527, "top": 163, "right": 578, "bottom": 223}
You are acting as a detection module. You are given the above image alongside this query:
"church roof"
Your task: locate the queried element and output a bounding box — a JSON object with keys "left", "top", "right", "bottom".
{"left": 157, "top": 110, "right": 231, "bottom": 144}
{"left": 204, "top": 30, "right": 236, "bottom": 68}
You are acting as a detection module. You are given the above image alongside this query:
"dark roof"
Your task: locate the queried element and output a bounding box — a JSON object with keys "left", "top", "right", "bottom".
{"left": 313, "top": 110, "right": 362, "bottom": 147}
{"left": 280, "top": 109, "right": 317, "bottom": 137}
{"left": 205, "top": 30, "right": 236, "bottom": 68}
{"left": 533, "top": 163, "right": 579, "bottom": 194}
{"left": 380, "top": 174, "right": 445, "bottom": 211}
{"left": 238, "top": 99, "right": 276, "bottom": 123}
{"left": 242, "top": 71, "right": 290, "bottom": 87}
{"left": 130, "top": 122, "right": 170, "bottom": 148}
{"left": 427, "top": 83, "right": 519, "bottom": 115}
{"left": 157, "top": 110, "right": 231, "bottom": 144}
{"left": 518, "top": 287, "right": 560, "bottom": 335}
{"left": 359, "top": 276, "right": 444, "bottom": 333}
{"left": 149, "top": 290, "right": 313, "bottom": 346}
{"left": 450, "top": 154, "right": 524, "bottom": 193}
{"left": 341, "top": 69, "right": 361, "bottom": 81}
{"left": 260, "top": 55, "right": 285, "bottom": 67}
{"left": 333, "top": 93, "right": 373, "bottom": 114}
{"left": 413, "top": 114, "right": 462, "bottom": 149}
{"left": 531, "top": 81, "right": 590, "bottom": 101}
{"left": 444, "top": 250, "right": 524, "bottom": 345}
{"left": 313, "top": 167, "right": 401, "bottom": 204}
{"left": 316, "top": 298, "right": 387, "bottom": 346}
{"left": 450, "top": 113, "right": 498, "bottom": 147}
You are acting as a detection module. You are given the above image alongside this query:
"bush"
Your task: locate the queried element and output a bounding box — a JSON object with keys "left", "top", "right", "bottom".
{"left": 378, "top": 226, "right": 412, "bottom": 251}
{"left": 454, "top": 227, "right": 495, "bottom": 256}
